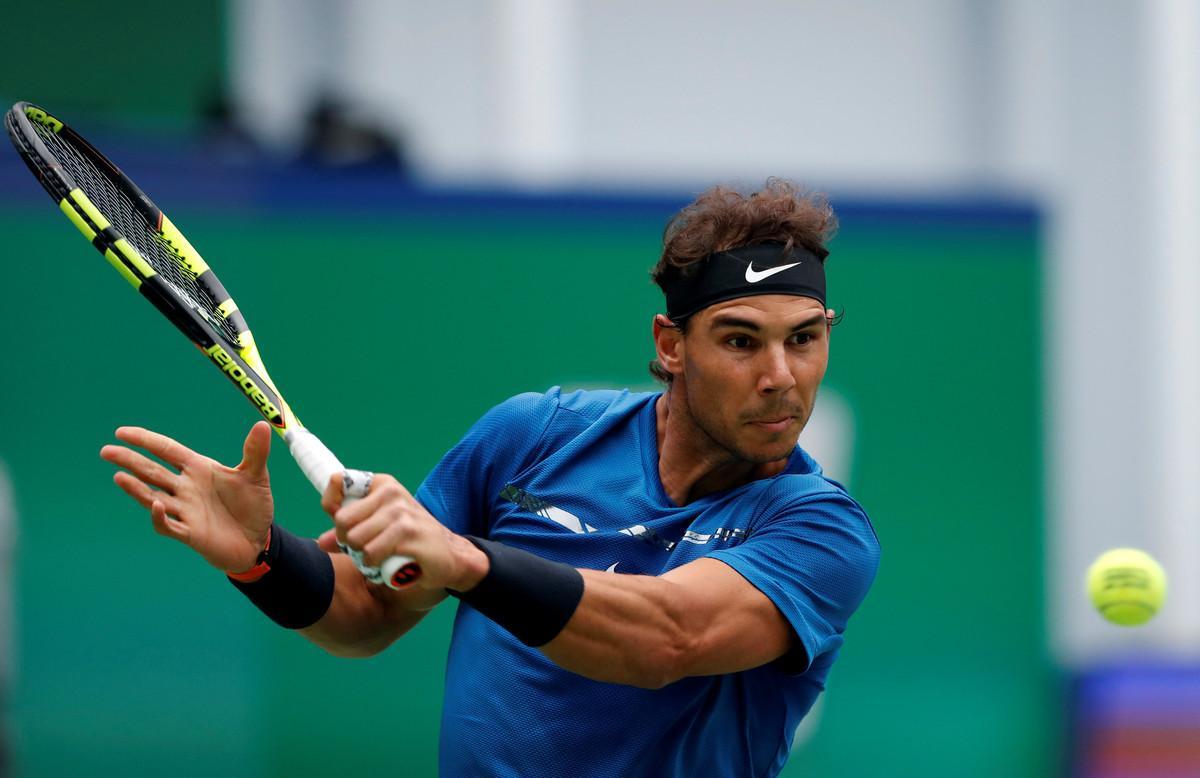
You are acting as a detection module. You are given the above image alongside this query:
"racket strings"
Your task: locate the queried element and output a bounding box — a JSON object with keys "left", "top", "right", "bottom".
{"left": 33, "top": 123, "right": 243, "bottom": 346}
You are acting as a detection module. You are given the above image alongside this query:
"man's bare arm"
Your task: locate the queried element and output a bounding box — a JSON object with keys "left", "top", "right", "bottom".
{"left": 320, "top": 473, "right": 794, "bottom": 682}
{"left": 540, "top": 557, "right": 794, "bottom": 689}
{"left": 297, "top": 552, "right": 445, "bottom": 657}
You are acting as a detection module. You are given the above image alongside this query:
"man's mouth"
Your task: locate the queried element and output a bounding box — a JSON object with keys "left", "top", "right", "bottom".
{"left": 750, "top": 416, "right": 796, "bottom": 432}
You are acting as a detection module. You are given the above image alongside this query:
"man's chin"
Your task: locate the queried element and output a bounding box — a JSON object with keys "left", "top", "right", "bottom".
{"left": 735, "top": 439, "right": 798, "bottom": 465}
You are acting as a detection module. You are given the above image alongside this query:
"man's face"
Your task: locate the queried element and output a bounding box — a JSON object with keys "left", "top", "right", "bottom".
{"left": 673, "top": 294, "right": 830, "bottom": 464}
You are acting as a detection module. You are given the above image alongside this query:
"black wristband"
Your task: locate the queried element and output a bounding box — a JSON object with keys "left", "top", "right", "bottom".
{"left": 447, "top": 536, "right": 584, "bottom": 647}
{"left": 228, "top": 524, "right": 335, "bottom": 629}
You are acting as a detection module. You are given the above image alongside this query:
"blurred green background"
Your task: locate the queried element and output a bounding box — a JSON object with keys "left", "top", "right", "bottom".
{"left": 0, "top": 1, "right": 225, "bottom": 130}
{"left": 0, "top": 202, "right": 1050, "bottom": 775}
{"left": 0, "top": 5, "right": 1054, "bottom": 776}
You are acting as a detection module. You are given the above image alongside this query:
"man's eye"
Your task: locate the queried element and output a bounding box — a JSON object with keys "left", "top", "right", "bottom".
{"left": 728, "top": 336, "right": 752, "bottom": 348}
{"left": 792, "top": 333, "right": 814, "bottom": 346}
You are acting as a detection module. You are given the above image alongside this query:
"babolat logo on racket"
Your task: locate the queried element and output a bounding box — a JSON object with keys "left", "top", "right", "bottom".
{"left": 204, "top": 344, "right": 283, "bottom": 425}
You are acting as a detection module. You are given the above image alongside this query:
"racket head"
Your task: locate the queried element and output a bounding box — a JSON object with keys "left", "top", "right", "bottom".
{"left": 5, "top": 101, "right": 296, "bottom": 433}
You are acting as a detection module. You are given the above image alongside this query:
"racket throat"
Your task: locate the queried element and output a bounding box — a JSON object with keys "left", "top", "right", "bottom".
{"left": 203, "top": 342, "right": 285, "bottom": 428}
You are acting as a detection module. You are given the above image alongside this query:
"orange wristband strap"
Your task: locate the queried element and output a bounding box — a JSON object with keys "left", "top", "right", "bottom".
{"left": 226, "top": 526, "right": 273, "bottom": 583}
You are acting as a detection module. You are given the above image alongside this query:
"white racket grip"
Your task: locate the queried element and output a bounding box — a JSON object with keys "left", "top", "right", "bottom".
{"left": 285, "top": 427, "right": 345, "bottom": 494}
{"left": 284, "top": 428, "right": 419, "bottom": 589}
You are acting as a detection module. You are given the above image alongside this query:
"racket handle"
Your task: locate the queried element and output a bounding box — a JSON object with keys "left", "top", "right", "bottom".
{"left": 284, "top": 428, "right": 421, "bottom": 589}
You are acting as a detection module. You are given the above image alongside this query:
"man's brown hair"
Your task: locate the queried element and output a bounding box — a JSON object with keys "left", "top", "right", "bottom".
{"left": 649, "top": 179, "right": 838, "bottom": 384}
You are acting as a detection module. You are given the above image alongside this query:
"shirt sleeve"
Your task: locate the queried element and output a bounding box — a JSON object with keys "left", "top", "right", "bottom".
{"left": 707, "top": 482, "right": 880, "bottom": 674}
{"left": 415, "top": 389, "right": 561, "bottom": 536}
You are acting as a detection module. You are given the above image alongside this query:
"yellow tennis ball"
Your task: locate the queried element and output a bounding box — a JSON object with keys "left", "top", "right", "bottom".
{"left": 1086, "top": 548, "right": 1167, "bottom": 626}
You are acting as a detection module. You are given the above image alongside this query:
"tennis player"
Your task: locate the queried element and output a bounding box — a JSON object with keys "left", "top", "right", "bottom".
{"left": 102, "top": 179, "right": 879, "bottom": 777}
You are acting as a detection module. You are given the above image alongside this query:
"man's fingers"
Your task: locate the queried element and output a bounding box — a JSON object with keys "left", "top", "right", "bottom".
{"left": 316, "top": 528, "right": 341, "bottom": 553}
{"left": 239, "top": 422, "right": 272, "bottom": 478}
{"left": 332, "top": 480, "right": 392, "bottom": 528}
{"left": 114, "top": 426, "right": 196, "bottom": 469}
{"left": 113, "top": 471, "right": 180, "bottom": 514}
{"left": 345, "top": 510, "right": 397, "bottom": 550}
{"left": 361, "top": 521, "right": 409, "bottom": 568}
{"left": 101, "top": 444, "right": 180, "bottom": 492}
{"left": 324, "top": 472, "right": 406, "bottom": 519}
{"left": 320, "top": 473, "right": 345, "bottom": 516}
{"left": 150, "top": 499, "right": 188, "bottom": 541}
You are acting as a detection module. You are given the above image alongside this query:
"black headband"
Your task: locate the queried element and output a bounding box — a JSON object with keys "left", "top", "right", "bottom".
{"left": 662, "top": 242, "right": 826, "bottom": 320}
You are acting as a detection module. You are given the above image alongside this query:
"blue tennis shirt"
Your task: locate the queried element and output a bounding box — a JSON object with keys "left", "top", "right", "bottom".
{"left": 416, "top": 388, "right": 879, "bottom": 778}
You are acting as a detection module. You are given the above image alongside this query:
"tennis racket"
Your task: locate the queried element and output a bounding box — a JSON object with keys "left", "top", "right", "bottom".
{"left": 5, "top": 101, "right": 420, "bottom": 590}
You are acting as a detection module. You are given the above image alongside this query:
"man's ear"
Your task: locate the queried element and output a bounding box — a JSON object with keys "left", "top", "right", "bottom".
{"left": 653, "top": 314, "right": 684, "bottom": 378}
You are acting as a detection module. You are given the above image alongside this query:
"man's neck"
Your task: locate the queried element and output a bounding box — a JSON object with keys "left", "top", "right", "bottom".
{"left": 655, "top": 393, "right": 789, "bottom": 506}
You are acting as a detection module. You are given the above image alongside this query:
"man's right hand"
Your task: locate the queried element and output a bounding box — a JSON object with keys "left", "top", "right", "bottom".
{"left": 100, "top": 421, "right": 276, "bottom": 574}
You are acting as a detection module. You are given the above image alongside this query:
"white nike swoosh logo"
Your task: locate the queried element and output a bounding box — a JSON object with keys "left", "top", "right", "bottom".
{"left": 605, "top": 562, "right": 619, "bottom": 573}
{"left": 745, "top": 261, "right": 801, "bottom": 283}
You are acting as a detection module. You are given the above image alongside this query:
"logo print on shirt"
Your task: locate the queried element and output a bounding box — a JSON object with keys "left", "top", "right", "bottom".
{"left": 501, "top": 485, "right": 596, "bottom": 533}
{"left": 618, "top": 524, "right": 676, "bottom": 551}
{"left": 501, "top": 486, "right": 752, "bottom": 547}
{"left": 744, "top": 261, "right": 801, "bottom": 283}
